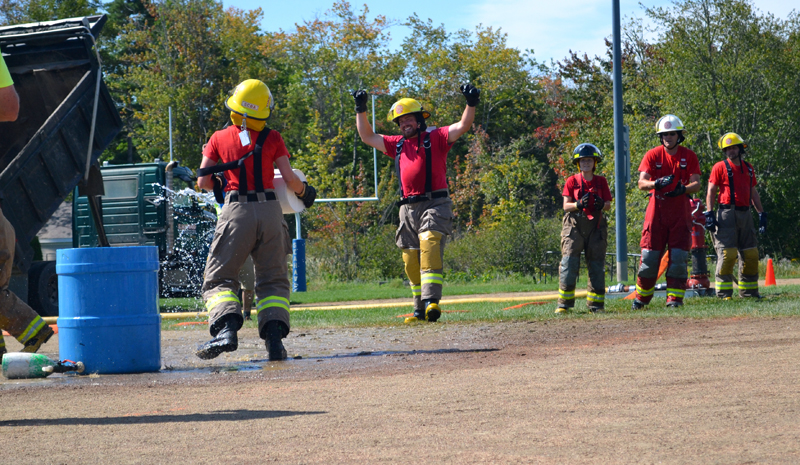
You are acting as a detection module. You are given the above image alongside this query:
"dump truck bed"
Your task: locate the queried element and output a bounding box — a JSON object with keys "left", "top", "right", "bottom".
{"left": 0, "top": 15, "right": 122, "bottom": 272}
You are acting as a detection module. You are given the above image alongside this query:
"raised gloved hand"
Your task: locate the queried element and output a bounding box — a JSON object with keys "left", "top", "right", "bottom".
{"left": 352, "top": 89, "right": 368, "bottom": 113}
{"left": 296, "top": 182, "right": 317, "bottom": 208}
{"left": 592, "top": 193, "right": 604, "bottom": 212}
{"left": 460, "top": 83, "right": 480, "bottom": 107}
{"left": 664, "top": 182, "right": 686, "bottom": 197}
{"left": 576, "top": 193, "right": 591, "bottom": 211}
{"left": 653, "top": 174, "right": 674, "bottom": 191}
{"left": 758, "top": 211, "right": 767, "bottom": 234}
{"left": 704, "top": 210, "right": 717, "bottom": 233}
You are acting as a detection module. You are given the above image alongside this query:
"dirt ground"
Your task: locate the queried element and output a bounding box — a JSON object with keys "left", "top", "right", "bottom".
{"left": 1, "top": 310, "right": 799, "bottom": 464}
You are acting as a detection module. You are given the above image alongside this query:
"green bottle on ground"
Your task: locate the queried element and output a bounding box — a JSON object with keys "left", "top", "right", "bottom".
{"left": 2, "top": 353, "right": 85, "bottom": 379}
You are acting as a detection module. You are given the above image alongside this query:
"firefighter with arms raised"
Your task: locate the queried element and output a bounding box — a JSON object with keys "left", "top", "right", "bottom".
{"left": 704, "top": 132, "right": 766, "bottom": 298}
{"left": 352, "top": 84, "right": 478, "bottom": 322}
{"left": 196, "top": 79, "right": 316, "bottom": 360}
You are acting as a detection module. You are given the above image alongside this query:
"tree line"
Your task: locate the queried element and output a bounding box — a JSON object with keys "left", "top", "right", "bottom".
{"left": 3, "top": 0, "right": 799, "bottom": 281}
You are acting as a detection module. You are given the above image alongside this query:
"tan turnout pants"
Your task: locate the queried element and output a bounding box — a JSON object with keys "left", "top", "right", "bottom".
{"left": 202, "top": 192, "right": 292, "bottom": 336}
{"left": 395, "top": 194, "right": 453, "bottom": 312}
{"left": 558, "top": 212, "right": 608, "bottom": 309}
{"left": 712, "top": 208, "right": 759, "bottom": 298}
{"left": 0, "top": 210, "right": 50, "bottom": 352}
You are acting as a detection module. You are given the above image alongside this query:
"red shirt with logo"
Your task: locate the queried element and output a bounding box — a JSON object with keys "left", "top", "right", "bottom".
{"left": 203, "top": 125, "right": 290, "bottom": 192}
{"left": 638, "top": 145, "right": 701, "bottom": 209}
{"left": 383, "top": 126, "right": 452, "bottom": 197}
{"left": 709, "top": 160, "right": 757, "bottom": 207}
{"left": 562, "top": 173, "right": 612, "bottom": 213}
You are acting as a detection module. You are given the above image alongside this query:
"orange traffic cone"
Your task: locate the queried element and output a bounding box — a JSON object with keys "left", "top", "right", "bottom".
{"left": 765, "top": 258, "right": 776, "bottom": 286}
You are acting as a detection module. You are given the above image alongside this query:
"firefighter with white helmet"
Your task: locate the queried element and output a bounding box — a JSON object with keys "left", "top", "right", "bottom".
{"left": 631, "top": 114, "right": 702, "bottom": 310}
{"left": 352, "top": 84, "right": 479, "bottom": 322}
{"left": 556, "top": 143, "right": 612, "bottom": 313}
{"left": 704, "top": 132, "right": 766, "bottom": 298}
{"left": 196, "top": 79, "right": 316, "bottom": 360}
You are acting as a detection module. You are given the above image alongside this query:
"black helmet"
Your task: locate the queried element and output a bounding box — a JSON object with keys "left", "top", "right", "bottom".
{"left": 572, "top": 143, "right": 602, "bottom": 165}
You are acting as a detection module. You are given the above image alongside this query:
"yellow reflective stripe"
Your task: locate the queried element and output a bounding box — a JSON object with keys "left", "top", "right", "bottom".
{"left": 206, "top": 290, "right": 241, "bottom": 312}
{"left": 587, "top": 292, "right": 605, "bottom": 302}
{"left": 256, "top": 295, "right": 290, "bottom": 312}
{"left": 18, "top": 316, "right": 46, "bottom": 344}
{"left": 667, "top": 288, "right": 685, "bottom": 299}
{"left": 715, "top": 281, "right": 734, "bottom": 290}
{"left": 636, "top": 284, "right": 654, "bottom": 297}
{"left": 410, "top": 284, "right": 421, "bottom": 296}
{"left": 559, "top": 289, "right": 575, "bottom": 299}
{"left": 739, "top": 281, "right": 758, "bottom": 289}
{"left": 421, "top": 273, "right": 444, "bottom": 285}
{"left": 0, "top": 336, "right": 6, "bottom": 348}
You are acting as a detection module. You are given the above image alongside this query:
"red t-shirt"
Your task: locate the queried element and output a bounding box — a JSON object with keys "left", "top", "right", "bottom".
{"left": 709, "top": 160, "right": 757, "bottom": 207}
{"left": 562, "top": 173, "right": 612, "bottom": 212}
{"left": 203, "top": 125, "right": 290, "bottom": 192}
{"left": 383, "top": 126, "right": 452, "bottom": 197}
{"left": 638, "top": 145, "right": 701, "bottom": 207}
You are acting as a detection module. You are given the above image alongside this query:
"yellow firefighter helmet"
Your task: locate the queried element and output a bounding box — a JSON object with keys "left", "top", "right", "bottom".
{"left": 226, "top": 79, "right": 274, "bottom": 121}
{"left": 387, "top": 98, "right": 431, "bottom": 123}
{"left": 718, "top": 132, "right": 747, "bottom": 150}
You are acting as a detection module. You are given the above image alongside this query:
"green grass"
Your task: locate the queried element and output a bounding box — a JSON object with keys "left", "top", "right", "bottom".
{"left": 162, "top": 284, "right": 800, "bottom": 332}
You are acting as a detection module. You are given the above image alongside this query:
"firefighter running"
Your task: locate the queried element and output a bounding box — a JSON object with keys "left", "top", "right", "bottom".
{"left": 556, "top": 143, "right": 612, "bottom": 313}
{"left": 196, "top": 79, "right": 316, "bottom": 361}
{"left": 632, "top": 114, "right": 702, "bottom": 309}
{"left": 0, "top": 54, "right": 54, "bottom": 359}
{"left": 704, "top": 132, "right": 766, "bottom": 299}
{"left": 352, "top": 84, "right": 479, "bottom": 323}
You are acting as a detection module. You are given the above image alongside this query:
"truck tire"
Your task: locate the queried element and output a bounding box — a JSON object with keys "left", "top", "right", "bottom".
{"left": 28, "top": 261, "right": 59, "bottom": 317}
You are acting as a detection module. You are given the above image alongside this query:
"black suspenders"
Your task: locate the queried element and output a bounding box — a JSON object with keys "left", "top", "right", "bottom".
{"left": 723, "top": 159, "right": 754, "bottom": 206}
{"left": 197, "top": 128, "right": 271, "bottom": 203}
{"left": 395, "top": 131, "right": 433, "bottom": 199}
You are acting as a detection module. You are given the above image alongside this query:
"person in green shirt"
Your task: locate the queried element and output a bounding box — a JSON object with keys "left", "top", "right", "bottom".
{"left": 0, "top": 54, "right": 20, "bottom": 121}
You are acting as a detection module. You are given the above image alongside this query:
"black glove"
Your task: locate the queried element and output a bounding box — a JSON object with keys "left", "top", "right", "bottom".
{"left": 758, "top": 211, "right": 767, "bottom": 234}
{"left": 352, "top": 89, "right": 368, "bottom": 113}
{"left": 592, "top": 193, "right": 604, "bottom": 212}
{"left": 212, "top": 174, "right": 226, "bottom": 204}
{"left": 704, "top": 210, "right": 717, "bottom": 233}
{"left": 664, "top": 182, "right": 686, "bottom": 197}
{"left": 296, "top": 182, "right": 317, "bottom": 208}
{"left": 576, "top": 193, "right": 591, "bottom": 211}
{"left": 653, "top": 174, "right": 674, "bottom": 191}
{"left": 460, "top": 83, "right": 480, "bottom": 107}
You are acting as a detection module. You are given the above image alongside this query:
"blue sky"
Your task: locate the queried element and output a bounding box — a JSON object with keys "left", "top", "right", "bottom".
{"left": 221, "top": 0, "right": 797, "bottom": 65}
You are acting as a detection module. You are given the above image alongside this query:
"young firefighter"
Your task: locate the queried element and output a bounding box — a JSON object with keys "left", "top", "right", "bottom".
{"left": 632, "top": 114, "right": 702, "bottom": 309}
{"left": 352, "top": 84, "right": 479, "bottom": 323}
{"left": 196, "top": 79, "right": 316, "bottom": 361}
{"left": 704, "top": 132, "right": 766, "bottom": 298}
{"left": 556, "top": 143, "right": 612, "bottom": 313}
{"left": 0, "top": 54, "right": 54, "bottom": 358}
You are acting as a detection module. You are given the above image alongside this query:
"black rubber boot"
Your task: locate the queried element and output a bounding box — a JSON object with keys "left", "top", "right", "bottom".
{"left": 631, "top": 299, "right": 645, "bottom": 310}
{"left": 423, "top": 299, "right": 441, "bottom": 322}
{"left": 196, "top": 314, "right": 242, "bottom": 360}
{"left": 262, "top": 320, "right": 288, "bottom": 361}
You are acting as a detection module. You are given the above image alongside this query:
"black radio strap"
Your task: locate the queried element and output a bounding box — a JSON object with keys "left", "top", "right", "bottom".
{"left": 394, "top": 131, "right": 433, "bottom": 200}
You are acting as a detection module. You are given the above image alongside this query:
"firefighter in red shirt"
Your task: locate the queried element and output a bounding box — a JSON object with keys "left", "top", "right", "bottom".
{"left": 557, "top": 143, "right": 612, "bottom": 313}
{"left": 352, "top": 84, "right": 479, "bottom": 322}
{"left": 704, "top": 132, "right": 766, "bottom": 298}
{"left": 196, "top": 79, "right": 316, "bottom": 360}
{"left": 632, "top": 115, "right": 702, "bottom": 309}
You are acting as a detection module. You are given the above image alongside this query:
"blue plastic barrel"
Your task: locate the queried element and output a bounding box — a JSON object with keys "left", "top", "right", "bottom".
{"left": 56, "top": 246, "right": 161, "bottom": 374}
